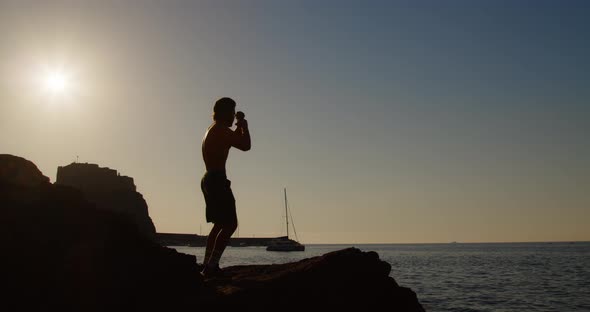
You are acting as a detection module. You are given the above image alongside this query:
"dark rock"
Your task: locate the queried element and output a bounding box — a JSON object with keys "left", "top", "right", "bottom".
{"left": 0, "top": 154, "right": 50, "bottom": 186}
{"left": 55, "top": 162, "right": 157, "bottom": 239}
{"left": 0, "top": 155, "right": 425, "bottom": 312}
{"left": 192, "top": 247, "right": 425, "bottom": 311}
{"left": 0, "top": 155, "right": 201, "bottom": 312}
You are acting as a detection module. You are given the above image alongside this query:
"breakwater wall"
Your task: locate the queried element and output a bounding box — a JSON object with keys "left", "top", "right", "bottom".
{"left": 156, "top": 232, "right": 280, "bottom": 247}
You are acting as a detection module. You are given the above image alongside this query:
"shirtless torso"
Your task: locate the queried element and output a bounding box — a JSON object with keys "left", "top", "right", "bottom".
{"left": 202, "top": 120, "right": 250, "bottom": 172}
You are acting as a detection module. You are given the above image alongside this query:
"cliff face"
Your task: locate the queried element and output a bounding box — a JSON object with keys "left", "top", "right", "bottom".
{"left": 56, "top": 162, "right": 156, "bottom": 239}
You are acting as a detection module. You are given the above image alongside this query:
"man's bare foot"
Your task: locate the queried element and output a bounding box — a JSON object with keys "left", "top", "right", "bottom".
{"left": 200, "top": 264, "right": 227, "bottom": 278}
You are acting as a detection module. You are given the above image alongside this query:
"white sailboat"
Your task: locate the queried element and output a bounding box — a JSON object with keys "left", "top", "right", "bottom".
{"left": 266, "top": 188, "right": 305, "bottom": 252}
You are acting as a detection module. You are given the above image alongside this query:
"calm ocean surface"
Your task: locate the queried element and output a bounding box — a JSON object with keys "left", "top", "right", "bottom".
{"left": 172, "top": 242, "right": 590, "bottom": 312}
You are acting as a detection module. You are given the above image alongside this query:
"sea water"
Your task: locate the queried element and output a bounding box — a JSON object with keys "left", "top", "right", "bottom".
{"left": 172, "top": 242, "right": 590, "bottom": 312}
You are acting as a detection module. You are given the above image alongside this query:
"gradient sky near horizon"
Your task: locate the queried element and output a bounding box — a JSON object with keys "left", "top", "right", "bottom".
{"left": 1, "top": 1, "right": 589, "bottom": 243}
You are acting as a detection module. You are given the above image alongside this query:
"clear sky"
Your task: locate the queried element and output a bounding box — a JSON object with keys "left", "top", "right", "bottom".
{"left": 1, "top": 0, "right": 588, "bottom": 243}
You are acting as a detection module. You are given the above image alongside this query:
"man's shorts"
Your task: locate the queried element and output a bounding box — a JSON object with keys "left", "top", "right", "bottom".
{"left": 201, "top": 171, "right": 237, "bottom": 225}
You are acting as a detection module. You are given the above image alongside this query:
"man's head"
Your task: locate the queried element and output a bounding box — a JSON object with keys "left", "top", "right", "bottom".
{"left": 213, "top": 97, "right": 236, "bottom": 127}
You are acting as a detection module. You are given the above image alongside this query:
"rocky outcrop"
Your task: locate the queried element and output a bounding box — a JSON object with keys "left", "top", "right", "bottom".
{"left": 195, "top": 247, "right": 426, "bottom": 311}
{"left": 0, "top": 154, "right": 50, "bottom": 186}
{"left": 0, "top": 154, "right": 425, "bottom": 312}
{"left": 0, "top": 154, "right": 201, "bottom": 312}
{"left": 56, "top": 162, "right": 156, "bottom": 239}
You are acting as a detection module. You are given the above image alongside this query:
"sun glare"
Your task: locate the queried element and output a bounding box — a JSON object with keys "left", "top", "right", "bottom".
{"left": 36, "top": 64, "right": 80, "bottom": 105}
{"left": 43, "top": 69, "right": 70, "bottom": 94}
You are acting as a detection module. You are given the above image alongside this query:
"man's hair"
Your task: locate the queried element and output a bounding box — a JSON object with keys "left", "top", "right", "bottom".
{"left": 213, "top": 97, "right": 236, "bottom": 121}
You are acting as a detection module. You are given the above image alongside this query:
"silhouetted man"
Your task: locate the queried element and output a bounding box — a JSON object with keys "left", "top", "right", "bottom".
{"left": 200, "top": 97, "right": 251, "bottom": 277}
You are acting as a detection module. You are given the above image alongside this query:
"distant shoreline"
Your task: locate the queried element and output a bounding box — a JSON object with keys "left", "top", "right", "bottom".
{"left": 302, "top": 241, "right": 590, "bottom": 245}
{"left": 157, "top": 232, "right": 284, "bottom": 247}
{"left": 162, "top": 236, "right": 589, "bottom": 248}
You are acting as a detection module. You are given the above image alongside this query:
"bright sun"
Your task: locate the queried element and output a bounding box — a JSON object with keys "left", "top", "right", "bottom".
{"left": 43, "top": 70, "right": 70, "bottom": 94}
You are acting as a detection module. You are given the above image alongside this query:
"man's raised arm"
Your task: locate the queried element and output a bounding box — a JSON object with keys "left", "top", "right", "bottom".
{"left": 230, "top": 120, "right": 251, "bottom": 151}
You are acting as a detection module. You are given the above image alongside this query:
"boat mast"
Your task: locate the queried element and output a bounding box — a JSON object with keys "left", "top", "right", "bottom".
{"left": 284, "top": 187, "right": 289, "bottom": 239}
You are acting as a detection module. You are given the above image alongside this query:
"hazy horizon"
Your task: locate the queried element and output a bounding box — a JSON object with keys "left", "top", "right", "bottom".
{"left": 2, "top": 1, "right": 589, "bottom": 244}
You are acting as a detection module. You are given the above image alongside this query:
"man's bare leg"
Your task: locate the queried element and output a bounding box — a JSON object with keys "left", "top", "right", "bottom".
{"left": 203, "top": 224, "right": 222, "bottom": 266}
{"left": 203, "top": 222, "right": 237, "bottom": 275}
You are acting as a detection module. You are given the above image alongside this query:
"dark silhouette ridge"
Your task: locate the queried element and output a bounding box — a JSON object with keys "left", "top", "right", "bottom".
{"left": 0, "top": 154, "right": 50, "bottom": 186}
{"left": 0, "top": 154, "right": 425, "bottom": 311}
{"left": 56, "top": 162, "right": 157, "bottom": 239}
